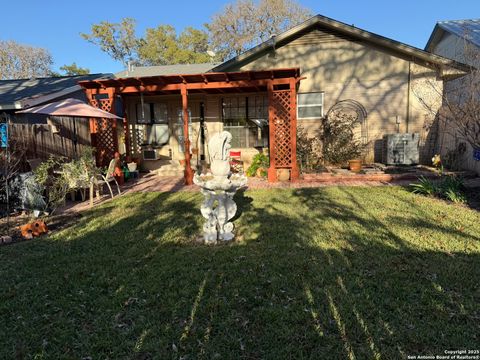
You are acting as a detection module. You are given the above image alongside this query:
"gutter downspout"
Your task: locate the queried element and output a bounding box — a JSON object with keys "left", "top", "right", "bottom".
{"left": 406, "top": 61, "right": 412, "bottom": 133}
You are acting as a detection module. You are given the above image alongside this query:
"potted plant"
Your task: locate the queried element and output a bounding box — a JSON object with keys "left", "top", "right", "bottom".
{"left": 246, "top": 153, "right": 269, "bottom": 177}
{"left": 348, "top": 159, "right": 362, "bottom": 173}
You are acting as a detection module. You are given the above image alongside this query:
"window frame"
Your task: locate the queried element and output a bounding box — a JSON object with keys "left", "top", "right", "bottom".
{"left": 296, "top": 92, "right": 324, "bottom": 120}
{"left": 221, "top": 95, "right": 269, "bottom": 148}
{"left": 135, "top": 102, "right": 169, "bottom": 124}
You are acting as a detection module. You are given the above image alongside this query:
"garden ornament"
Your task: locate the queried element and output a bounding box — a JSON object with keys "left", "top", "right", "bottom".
{"left": 193, "top": 131, "right": 247, "bottom": 244}
{"left": 20, "top": 220, "right": 48, "bottom": 239}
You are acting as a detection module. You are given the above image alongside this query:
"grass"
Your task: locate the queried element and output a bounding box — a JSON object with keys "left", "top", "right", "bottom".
{"left": 0, "top": 186, "right": 479, "bottom": 359}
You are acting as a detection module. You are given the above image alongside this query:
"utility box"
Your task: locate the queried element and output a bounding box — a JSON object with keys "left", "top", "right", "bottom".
{"left": 382, "top": 133, "right": 420, "bottom": 165}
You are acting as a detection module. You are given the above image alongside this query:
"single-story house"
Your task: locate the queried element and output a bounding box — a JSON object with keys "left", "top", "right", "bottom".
{"left": 80, "top": 14, "right": 469, "bottom": 183}
{"left": 425, "top": 19, "right": 480, "bottom": 174}
{"left": 0, "top": 73, "right": 112, "bottom": 160}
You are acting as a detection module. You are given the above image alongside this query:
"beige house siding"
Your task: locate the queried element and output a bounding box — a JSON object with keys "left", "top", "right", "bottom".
{"left": 122, "top": 26, "right": 448, "bottom": 173}
{"left": 228, "top": 27, "right": 443, "bottom": 163}
{"left": 429, "top": 32, "right": 480, "bottom": 174}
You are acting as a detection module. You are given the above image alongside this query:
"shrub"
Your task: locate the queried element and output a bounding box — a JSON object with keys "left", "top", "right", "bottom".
{"left": 246, "top": 153, "right": 269, "bottom": 177}
{"left": 410, "top": 175, "right": 466, "bottom": 204}
{"left": 296, "top": 125, "right": 322, "bottom": 171}
{"left": 34, "top": 147, "right": 100, "bottom": 214}
{"left": 443, "top": 188, "right": 467, "bottom": 203}
{"left": 439, "top": 175, "right": 466, "bottom": 203}
{"left": 321, "top": 112, "right": 368, "bottom": 165}
{"left": 410, "top": 176, "right": 439, "bottom": 196}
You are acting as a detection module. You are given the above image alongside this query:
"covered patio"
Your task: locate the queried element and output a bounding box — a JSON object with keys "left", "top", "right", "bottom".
{"left": 79, "top": 68, "right": 302, "bottom": 184}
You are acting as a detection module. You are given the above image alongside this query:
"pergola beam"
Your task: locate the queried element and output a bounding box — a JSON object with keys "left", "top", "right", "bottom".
{"left": 84, "top": 78, "right": 292, "bottom": 95}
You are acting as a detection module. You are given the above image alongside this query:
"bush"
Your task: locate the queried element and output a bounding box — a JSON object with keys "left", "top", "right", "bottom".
{"left": 34, "top": 147, "right": 100, "bottom": 214}
{"left": 321, "top": 112, "right": 368, "bottom": 165}
{"left": 296, "top": 125, "right": 322, "bottom": 171}
{"left": 410, "top": 175, "right": 466, "bottom": 204}
{"left": 246, "top": 153, "right": 269, "bottom": 177}
{"left": 410, "top": 176, "right": 438, "bottom": 196}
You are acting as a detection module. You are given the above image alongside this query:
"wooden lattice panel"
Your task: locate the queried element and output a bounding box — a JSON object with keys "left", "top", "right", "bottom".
{"left": 89, "top": 98, "right": 117, "bottom": 166}
{"left": 271, "top": 90, "right": 292, "bottom": 168}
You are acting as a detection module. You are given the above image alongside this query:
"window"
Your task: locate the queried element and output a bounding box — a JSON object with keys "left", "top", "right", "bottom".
{"left": 136, "top": 102, "right": 169, "bottom": 146}
{"left": 135, "top": 102, "right": 168, "bottom": 124}
{"left": 136, "top": 103, "right": 151, "bottom": 124}
{"left": 297, "top": 92, "right": 324, "bottom": 119}
{"left": 222, "top": 96, "right": 269, "bottom": 148}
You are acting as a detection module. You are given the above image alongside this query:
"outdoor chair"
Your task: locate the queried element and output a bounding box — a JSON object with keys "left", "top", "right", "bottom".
{"left": 90, "top": 158, "right": 121, "bottom": 205}
{"left": 229, "top": 151, "right": 244, "bottom": 173}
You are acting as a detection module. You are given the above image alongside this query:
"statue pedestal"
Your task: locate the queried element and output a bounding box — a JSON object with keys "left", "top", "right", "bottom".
{"left": 194, "top": 131, "right": 247, "bottom": 244}
{"left": 196, "top": 178, "right": 246, "bottom": 244}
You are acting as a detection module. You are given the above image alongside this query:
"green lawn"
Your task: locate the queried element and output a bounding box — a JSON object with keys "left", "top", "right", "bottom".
{"left": 1, "top": 187, "right": 479, "bottom": 359}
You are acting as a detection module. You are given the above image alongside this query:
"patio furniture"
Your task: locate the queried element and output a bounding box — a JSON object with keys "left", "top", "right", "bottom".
{"left": 89, "top": 158, "right": 121, "bottom": 207}
{"left": 229, "top": 151, "right": 244, "bottom": 173}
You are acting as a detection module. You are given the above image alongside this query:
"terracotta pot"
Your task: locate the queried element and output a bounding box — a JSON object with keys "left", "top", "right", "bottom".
{"left": 114, "top": 166, "right": 125, "bottom": 185}
{"left": 348, "top": 159, "right": 362, "bottom": 173}
{"left": 277, "top": 169, "right": 290, "bottom": 181}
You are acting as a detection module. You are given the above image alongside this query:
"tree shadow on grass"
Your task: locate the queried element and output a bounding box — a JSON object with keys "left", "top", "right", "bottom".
{"left": 0, "top": 187, "right": 479, "bottom": 359}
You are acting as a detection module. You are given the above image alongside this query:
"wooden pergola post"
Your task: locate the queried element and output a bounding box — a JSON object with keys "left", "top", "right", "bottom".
{"left": 290, "top": 78, "right": 299, "bottom": 181}
{"left": 267, "top": 80, "right": 277, "bottom": 182}
{"left": 121, "top": 98, "right": 130, "bottom": 157}
{"left": 181, "top": 84, "right": 194, "bottom": 185}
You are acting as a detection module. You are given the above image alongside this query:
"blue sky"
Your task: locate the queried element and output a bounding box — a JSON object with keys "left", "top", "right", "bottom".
{"left": 2, "top": 0, "right": 479, "bottom": 75}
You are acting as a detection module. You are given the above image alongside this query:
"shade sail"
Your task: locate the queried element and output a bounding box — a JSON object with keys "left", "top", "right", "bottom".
{"left": 17, "top": 98, "right": 122, "bottom": 119}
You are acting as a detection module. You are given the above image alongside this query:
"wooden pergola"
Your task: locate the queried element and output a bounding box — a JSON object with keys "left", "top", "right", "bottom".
{"left": 79, "top": 68, "right": 302, "bottom": 184}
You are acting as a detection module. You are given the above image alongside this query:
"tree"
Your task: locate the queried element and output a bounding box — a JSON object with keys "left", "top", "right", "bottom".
{"left": 59, "top": 62, "right": 90, "bottom": 76}
{"left": 81, "top": 18, "right": 138, "bottom": 67}
{"left": 207, "top": 0, "right": 312, "bottom": 60}
{"left": 138, "top": 25, "right": 212, "bottom": 65}
{"left": 0, "top": 40, "right": 53, "bottom": 79}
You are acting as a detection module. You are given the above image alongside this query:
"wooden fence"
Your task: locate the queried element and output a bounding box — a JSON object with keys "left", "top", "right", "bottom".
{"left": 9, "top": 117, "right": 92, "bottom": 162}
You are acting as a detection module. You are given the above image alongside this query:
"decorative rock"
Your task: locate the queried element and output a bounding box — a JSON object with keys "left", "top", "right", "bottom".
{"left": 194, "top": 131, "right": 247, "bottom": 244}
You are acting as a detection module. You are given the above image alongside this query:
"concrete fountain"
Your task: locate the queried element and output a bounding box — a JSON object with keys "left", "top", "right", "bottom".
{"left": 193, "top": 131, "right": 247, "bottom": 244}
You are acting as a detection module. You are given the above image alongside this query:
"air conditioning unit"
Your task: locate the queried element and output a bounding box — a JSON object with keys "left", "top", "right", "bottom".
{"left": 382, "top": 133, "right": 420, "bottom": 165}
{"left": 142, "top": 149, "right": 161, "bottom": 161}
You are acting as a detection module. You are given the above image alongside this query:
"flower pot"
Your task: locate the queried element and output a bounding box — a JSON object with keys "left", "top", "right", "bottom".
{"left": 348, "top": 159, "right": 362, "bottom": 173}
{"left": 277, "top": 169, "right": 290, "bottom": 181}
{"left": 127, "top": 162, "right": 137, "bottom": 172}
